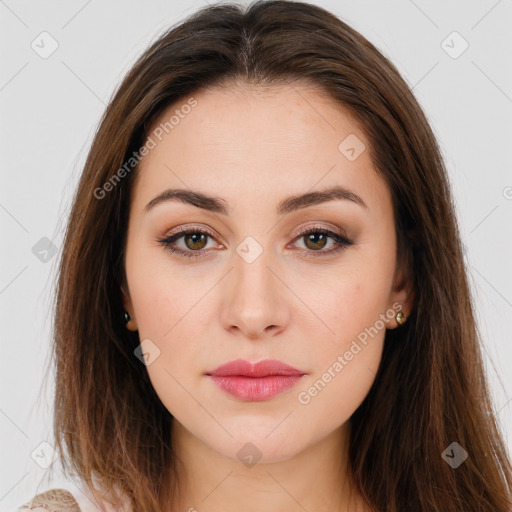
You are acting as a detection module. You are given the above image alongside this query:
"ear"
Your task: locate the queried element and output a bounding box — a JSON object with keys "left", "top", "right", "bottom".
{"left": 387, "top": 258, "right": 415, "bottom": 329}
{"left": 121, "top": 285, "right": 138, "bottom": 331}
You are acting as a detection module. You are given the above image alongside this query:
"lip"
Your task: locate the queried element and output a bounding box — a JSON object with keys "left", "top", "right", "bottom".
{"left": 206, "top": 359, "right": 306, "bottom": 401}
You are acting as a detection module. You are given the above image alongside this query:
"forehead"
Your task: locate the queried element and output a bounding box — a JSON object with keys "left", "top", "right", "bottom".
{"left": 132, "top": 82, "right": 391, "bottom": 217}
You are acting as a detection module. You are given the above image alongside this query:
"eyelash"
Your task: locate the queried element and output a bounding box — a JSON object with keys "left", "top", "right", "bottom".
{"left": 157, "top": 225, "right": 354, "bottom": 260}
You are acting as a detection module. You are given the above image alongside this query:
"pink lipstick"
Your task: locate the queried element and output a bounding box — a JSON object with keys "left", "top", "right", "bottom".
{"left": 206, "top": 359, "right": 306, "bottom": 401}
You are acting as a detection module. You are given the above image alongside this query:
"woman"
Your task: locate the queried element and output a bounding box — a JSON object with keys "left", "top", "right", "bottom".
{"left": 15, "top": 0, "right": 512, "bottom": 511}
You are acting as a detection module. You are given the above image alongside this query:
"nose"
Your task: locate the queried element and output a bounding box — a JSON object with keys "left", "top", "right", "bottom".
{"left": 220, "top": 248, "right": 290, "bottom": 340}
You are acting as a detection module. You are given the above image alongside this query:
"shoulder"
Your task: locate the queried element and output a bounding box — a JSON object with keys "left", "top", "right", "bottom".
{"left": 12, "top": 483, "right": 132, "bottom": 512}
{"left": 13, "top": 488, "right": 81, "bottom": 511}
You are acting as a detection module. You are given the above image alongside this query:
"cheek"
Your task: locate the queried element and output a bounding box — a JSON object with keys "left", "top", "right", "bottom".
{"left": 294, "top": 277, "right": 388, "bottom": 428}
{"left": 293, "top": 337, "right": 383, "bottom": 447}
{"left": 126, "top": 241, "right": 199, "bottom": 338}
{"left": 290, "top": 256, "right": 392, "bottom": 424}
{"left": 128, "top": 264, "right": 207, "bottom": 417}
{"left": 125, "top": 245, "right": 212, "bottom": 393}
{"left": 301, "top": 259, "right": 392, "bottom": 350}
{"left": 130, "top": 274, "right": 212, "bottom": 402}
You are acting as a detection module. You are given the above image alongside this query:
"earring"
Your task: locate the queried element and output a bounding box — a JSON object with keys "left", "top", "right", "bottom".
{"left": 124, "top": 311, "right": 137, "bottom": 331}
{"left": 396, "top": 310, "right": 407, "bottom": 326}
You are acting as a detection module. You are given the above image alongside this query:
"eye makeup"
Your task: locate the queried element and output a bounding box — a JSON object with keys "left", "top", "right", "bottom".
{"left": 155, "top": 223, "right": 355, "bottom": 260}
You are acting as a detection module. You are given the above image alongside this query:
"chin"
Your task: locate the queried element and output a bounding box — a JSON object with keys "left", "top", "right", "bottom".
{"left": 207, "top": 424, "right": 308, "bottom": 466}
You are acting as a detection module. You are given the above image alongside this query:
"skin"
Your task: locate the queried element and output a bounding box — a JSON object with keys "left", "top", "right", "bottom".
{"left": 122, "top": 82, "right": 414, "bottom": 512}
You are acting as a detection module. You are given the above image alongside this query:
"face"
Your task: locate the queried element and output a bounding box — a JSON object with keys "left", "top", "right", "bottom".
{"left": 122, "top": 82, "right": 412, "bottom": 464}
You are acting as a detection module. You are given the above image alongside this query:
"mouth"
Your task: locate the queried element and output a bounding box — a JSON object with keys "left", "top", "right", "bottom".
{"left": 206, "top": 358, "right": 307, "bottom": 401}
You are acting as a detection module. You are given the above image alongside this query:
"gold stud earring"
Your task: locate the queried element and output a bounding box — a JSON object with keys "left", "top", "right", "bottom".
{"left": 124, "top": 311, "right": 137, "bottom": 331}
{"left": 396, "top": 310, "right": 407, "bottom": 326}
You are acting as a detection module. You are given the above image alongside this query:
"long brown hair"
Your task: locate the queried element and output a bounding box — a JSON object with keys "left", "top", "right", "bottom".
{"left": 48, "top": 1, "right": 512, "bottom": 510}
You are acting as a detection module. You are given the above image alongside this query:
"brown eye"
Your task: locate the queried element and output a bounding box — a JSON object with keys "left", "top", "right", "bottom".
{"left": 303, "top": 232, "right": 329, "bottom": 251}
{"left": 292, "top": 227, "right": 354, "bottom": 258}
{"left": 158, "top": 228, "right": 219, "bottom": 259}
{"left": 183, "top": 232, "right": 208, "bottom": 251}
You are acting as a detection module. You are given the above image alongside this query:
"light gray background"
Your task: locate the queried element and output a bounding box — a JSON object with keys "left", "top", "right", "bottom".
{"left": 1, "top": 0, "right": 511, "bottom": 509}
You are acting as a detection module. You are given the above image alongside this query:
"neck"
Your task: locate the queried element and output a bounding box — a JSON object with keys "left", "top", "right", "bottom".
{"left": 160, "top": 418, "right": 370, "bottom": 512}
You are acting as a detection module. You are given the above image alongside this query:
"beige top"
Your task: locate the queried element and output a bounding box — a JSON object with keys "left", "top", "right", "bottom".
{"left": 12, "top": 484, "right": 133, "bottom": 512}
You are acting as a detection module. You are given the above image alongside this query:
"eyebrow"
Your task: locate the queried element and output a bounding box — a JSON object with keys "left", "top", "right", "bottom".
{"left": 144, "top": 185, "right": 367, "bottom": 215}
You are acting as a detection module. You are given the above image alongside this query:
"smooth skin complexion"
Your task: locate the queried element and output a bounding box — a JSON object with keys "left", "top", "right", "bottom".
{"left": 121, "top": 82, "right": 414, "bottom": 512}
